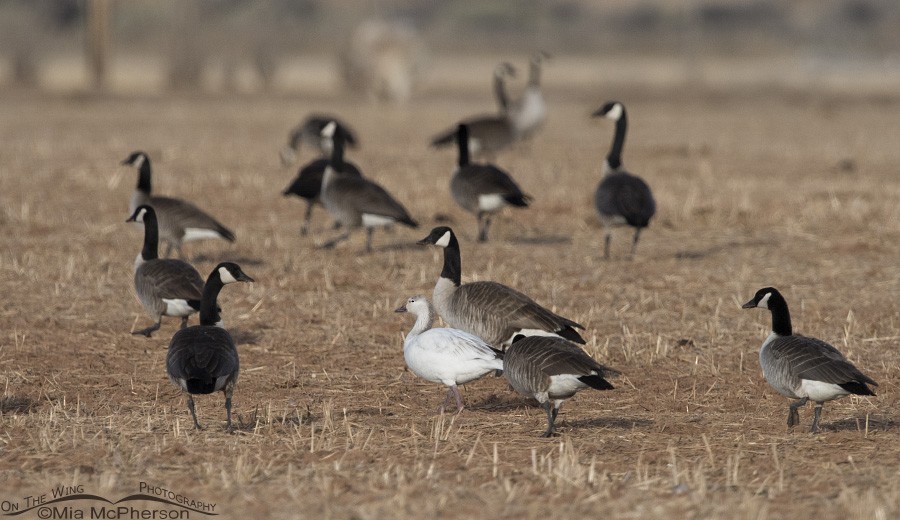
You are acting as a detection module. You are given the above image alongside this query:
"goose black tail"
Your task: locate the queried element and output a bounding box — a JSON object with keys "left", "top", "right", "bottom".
{"left": 503, "top": 193, "right": 532, "bottom": 207}
{"left": 186, "top": 378, "right": 217, "bottom": 394}
{"left": 399, "top": 215, "right": 419, "bottom": 228}
{"left": 839, "top": 381, "right": 877, "bottom": 396}
{"left": 558, "top": 327, "right": 586, "bottom": 345}
{"left": 218, "top": 225, "right": 237, "bottom": 242}
{"left": 578, "top": 375, "right": 615, "bottom": 391}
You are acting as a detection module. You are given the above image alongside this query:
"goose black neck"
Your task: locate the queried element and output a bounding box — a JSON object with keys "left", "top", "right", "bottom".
{"left": 136, "top": 158, "right": 152, "bottom": 194}
{"left": 494, "top": 71, "right": 509, "bottom": 111}
{"left": 140, "top": 210, "right": 160, "bottom": 261}
{"left": 199, "top": 271, "right": 225, "bottom": 326}
{"left": 329, "top": 132, "right": 346, "bottom": 171}
{"left": 606, "top": 113, "right": 627, "bottom": 171}
{"left": 440, "top": 233, "right": 462, "bottom": 287}
{"left": 456, "top": 126, "right": 470, "bottom": 167}
{"left": 767, "top": 292, "right": 792, "bottom": 336}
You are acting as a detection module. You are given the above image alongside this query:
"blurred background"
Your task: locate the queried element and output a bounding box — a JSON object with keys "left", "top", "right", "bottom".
{"left": 0, "top": 0, "right": 898, "bottom": 97}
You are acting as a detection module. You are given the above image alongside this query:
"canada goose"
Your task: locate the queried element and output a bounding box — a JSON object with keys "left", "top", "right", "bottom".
{"left": 319, "top": 121, "right": 418, "bottom": 251}
{"left": 742, "top": 287, "right": 877, "bottom": 433}
{"left": 504, "top": 335, "right": 618, "bottom": 437}
{"left": 592, "top": 101, "right": 656, "bottom": 259}
{"left": 417, "top": 226, "right": 585, "bottom": 347}
{"left": 167, "top": 262, "right": 254, "bottom": 431}
{"left": 279, "top": 114, "right": 358, "bottom": 166}
{"left": 508, "top": 52, "right": 549, "bottom": 140}
{"left": 396, "top": 295, "right": 504, "bottom": 413}
{"left": 127, "top": 205, "right": 205, "bottom": 337}
{"left": 282, "top": 157, "right": 363, "bottom": 236}
{"left": 450, "top": 124, "right": 531, "bottom": 242}
{"left": 429, "top": 63, "right": 517, "bottom": 158}
{"left": 122, "top": 151, "right": 236, "bottom": 259}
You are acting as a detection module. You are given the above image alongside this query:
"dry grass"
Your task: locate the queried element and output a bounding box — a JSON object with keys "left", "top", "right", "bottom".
{"left": 0, "top": 69, "right": 898, "bottom": 518}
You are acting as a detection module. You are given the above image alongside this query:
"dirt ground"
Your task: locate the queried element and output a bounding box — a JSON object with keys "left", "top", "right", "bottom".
{"left": 0, "top": 74, "right": 898, "bottom": 519}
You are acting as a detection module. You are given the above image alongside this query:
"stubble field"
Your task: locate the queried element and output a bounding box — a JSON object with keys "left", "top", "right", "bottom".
{"left": 0, "top": 75, "right": 898, "bottom": 518}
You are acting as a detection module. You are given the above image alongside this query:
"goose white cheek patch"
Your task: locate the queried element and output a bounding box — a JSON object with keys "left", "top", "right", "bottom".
{"left": 321, "top": 121, "right": 337, "bottom": 138}
{"left": 133, "top": 154, "right": 146, "bottom": 170}
{"left": 434, "top": 231, "right": 451, "bottom": 247}
{"left": 757, "top": 292, "right": 772, "bottom": 309}
{"left": 218, "top": 266, "right": 238, "bottom": 284}
{"left": 605, "top": 103, "right": 623, "bottom": 121}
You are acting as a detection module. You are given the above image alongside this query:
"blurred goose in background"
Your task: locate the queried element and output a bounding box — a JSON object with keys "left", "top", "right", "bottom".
{"left": 417, "top": 227, "right": 585, "bottom": 347}
{"left": 429, "top": 62, "right": 517, "bottom": 158}
{"left": 742, "top": 287, "right": 877, "bottom": 433}
{"left": 167, "top": 262, "right": 254, "bottom": 431}
{"left": 504, "top": 335, "right": 619, "bottom": 437}
{"left": 319, "top": 121, "right": 418, "bottom": 251}
{"left": 450, "top": 124, "right": 531, "bottom": 242}
{"left": 282, "top": 155, "right": 363, "bottom": 236}
{"left": 592, "top": 101, "right": 656, "bottom": 259}
{"left": 508, "top": 51, "right": 549, "bottom": 140}
{"left": 279, "top": 114, "right": 358, "bottom": 166}
{"left": 396, "top": 295, "right": 504, "bottom": 414}
{"left": 122, "top": 151, "right": 235, "bottom": 259}
{"left": 127, "top": 205, "right": 205, "bottom": 337}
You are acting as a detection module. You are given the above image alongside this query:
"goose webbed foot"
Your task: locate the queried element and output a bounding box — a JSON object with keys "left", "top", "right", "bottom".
{"left": 451, "top": 385, "right": 465, "bottom": 414}
{"left": 787, "top": 397, "right": 808, "bottom": 428}
{"left": 810, "top": 403, "right": 823, "bottom": 434}
{"left": 187, "top": 396, "right": 204, "bottom": 430}
{"left": 540, "top": 401, "right": 557, "bottom": 437}
{"left": 225, "top": 396, "right": 234, "bottom": 433}
{"left": 320, "top": 230, "right": 351, "bottom": 250}
{"left": 132, "top": 320, "right": 161, "bottom": 337}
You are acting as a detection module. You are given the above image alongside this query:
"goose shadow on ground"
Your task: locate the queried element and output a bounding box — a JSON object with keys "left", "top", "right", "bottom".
{"left": 506, "top": 234, "right": 572, "bottom": 246}
{"left": 471, "top": 394, "right": 654, "bottom": 431}
{"left": 673, "top": 238, "right": 778, "bottom": 260}
{"left": 823, "top": 415, "right": 897, "bottom": 433}
{"left": 565, "top": 416, "right": 654, "bottom": 430}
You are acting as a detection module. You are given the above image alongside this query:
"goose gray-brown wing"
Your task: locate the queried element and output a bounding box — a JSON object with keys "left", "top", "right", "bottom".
{"left": 328, "top": 176, "right": 417, "bottom": 225}
{"left": 136, "top": 259, "right": 204, "bottom": 302}
{"left": 167, "top": 327, "right": 239, "bottom": 392}
{"left": 455, "top": 281, "right": 583, "bottom": 342}
{"left": 768, "top": 335, "right": 878, "bottom": 387}
{"left": 150, "top": 195, "right": 236, "bottom": 242}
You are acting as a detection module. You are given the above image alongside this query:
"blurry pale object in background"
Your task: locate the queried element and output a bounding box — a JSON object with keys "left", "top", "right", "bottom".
{"left": 340, "top": 19, "right": 427, "bottom": 103}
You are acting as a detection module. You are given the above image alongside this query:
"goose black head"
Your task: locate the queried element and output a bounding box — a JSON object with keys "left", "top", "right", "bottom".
{"left": 592, "top": 101, "right": 625, "bottom": 121}
{"left": 121, "top": 151, "right": 149, "bottom": 167}
{"left": 417, "top": 226, "right": 454, "bottom": 248}
{"left": 126, "top": 205, "right": 155, "bottom": 223}
{"left": 215, "top": 262, "right": 255, "bottom": 285}
{"left": 742, "top": 287, "right": 780, "bottom": 310}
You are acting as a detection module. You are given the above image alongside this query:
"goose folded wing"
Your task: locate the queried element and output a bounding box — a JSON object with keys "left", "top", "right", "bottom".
{"left": 770, "top": 335, "right": 877, "bottom": 386}
{"left": 611, "top": 176, "right": 655, "bottom": 227}
{"left": 171, "top": 329, "right": 239, "bottom": 378}
{"left": 333, "top": 177, "right": 413, "bottom": 220}
{"left": 151, "top": 196, "right": 235, "bottom": 241}
{"left": 470, "top": 282, "right": 582, "bottom": 330}
{"left": 461, "top": 165, "right": 529, "bottom": 199}
{"left": 137, "top": 260, "right": 204, "bottom": 300}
